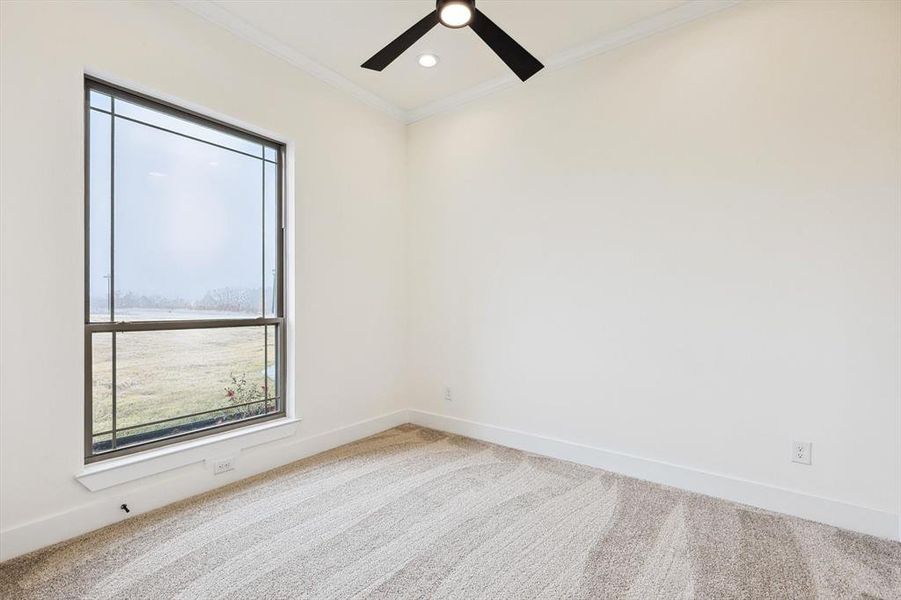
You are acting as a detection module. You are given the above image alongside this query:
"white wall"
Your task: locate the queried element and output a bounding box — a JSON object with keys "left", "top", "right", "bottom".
{"left": 0, "top": 1, "right": 407, "bottom": 559}
{"left": 2, "top": 0, "right": 899, "bottom": 561}
{"left": 406, "top": 0, "right": 900, "bottom": 531}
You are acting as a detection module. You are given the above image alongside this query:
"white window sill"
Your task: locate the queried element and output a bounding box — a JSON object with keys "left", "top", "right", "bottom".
{"left": 76, "top": 417, "right": 300, "bottom": 491}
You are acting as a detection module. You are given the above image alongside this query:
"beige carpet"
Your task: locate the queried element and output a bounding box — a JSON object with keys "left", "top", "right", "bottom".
{"left": 1, "top": 425, "right": 899, "bottom": 599}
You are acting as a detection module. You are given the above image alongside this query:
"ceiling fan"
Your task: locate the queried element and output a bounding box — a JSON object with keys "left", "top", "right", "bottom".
{"left": 361, "top": 0, "right": 544, "bottom": 82}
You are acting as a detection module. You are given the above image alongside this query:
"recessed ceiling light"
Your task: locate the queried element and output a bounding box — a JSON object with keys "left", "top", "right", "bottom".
{"left": 418, "top": 53, "right": 439, "bottom": 68}
{"left": 438, "top": 0, "right": 473, "bottom": 28}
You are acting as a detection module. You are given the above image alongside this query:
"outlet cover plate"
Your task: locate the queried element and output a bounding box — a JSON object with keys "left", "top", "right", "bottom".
{"left": 792, "top": 441, "right": 812, "bottom": 465}
{"left": 210, "top": 457, "right": 236, "bottom": 474}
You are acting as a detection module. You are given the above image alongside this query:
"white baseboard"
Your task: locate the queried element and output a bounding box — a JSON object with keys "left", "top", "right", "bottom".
{"left": 0, "top": 409, "right": 410, "bottom": 562}
{"left": 2, "top": 406, "right": 896, "bottom": 562}
{"left": 408, "top": 410, "right": 900, "bottom": 542}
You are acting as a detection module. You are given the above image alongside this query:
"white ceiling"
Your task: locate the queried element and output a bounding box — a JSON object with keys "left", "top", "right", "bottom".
{"left": 181, "top": 1, "right": 736, "bottom": 122}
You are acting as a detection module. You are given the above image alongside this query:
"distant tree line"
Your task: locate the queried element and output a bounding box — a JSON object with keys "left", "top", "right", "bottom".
{"left": 90, "top": 286, "right": 272, "bottom": 314}
{"left": 195, "top": 287, "right": 262, "bottom": 313}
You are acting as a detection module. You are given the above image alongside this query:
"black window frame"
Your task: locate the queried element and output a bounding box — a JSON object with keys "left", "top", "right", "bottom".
{"left": 83, "top": 77, "right": 287, "bottom": 463}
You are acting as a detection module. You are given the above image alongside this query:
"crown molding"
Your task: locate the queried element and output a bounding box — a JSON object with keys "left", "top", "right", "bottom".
{"left": 175, "top": 0, "right": 741, "bottom": 126}
{"left": 404, "top": 0, "right": 742, "bottom": 124}
{"left": 174, "top": 0, "right": 408, "bottom": 122}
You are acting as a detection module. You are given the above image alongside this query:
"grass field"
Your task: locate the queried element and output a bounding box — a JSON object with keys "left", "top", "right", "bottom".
{"left": 91, "top": 309, "right": 277, "bottom": 448}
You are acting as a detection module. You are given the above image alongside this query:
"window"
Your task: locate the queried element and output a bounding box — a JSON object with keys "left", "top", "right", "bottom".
{"left": 84, "top": 78, "right": 285, "bottom": 463}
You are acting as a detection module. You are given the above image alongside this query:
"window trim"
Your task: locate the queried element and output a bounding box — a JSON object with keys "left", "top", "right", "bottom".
{"left": 83, "top": 76, "right": 287, "bottom": 464}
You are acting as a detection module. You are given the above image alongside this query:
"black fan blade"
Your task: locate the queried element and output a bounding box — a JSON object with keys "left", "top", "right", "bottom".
{"left": 469, "top": 9, "right": 543, "bottom": 82}
{"left": 362, "top": 11, "right": 440, "bottom": 71}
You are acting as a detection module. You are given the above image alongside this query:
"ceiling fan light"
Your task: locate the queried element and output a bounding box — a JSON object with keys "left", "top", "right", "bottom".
{"left": 438, "top": 1, "right": 473, "bottom": 28}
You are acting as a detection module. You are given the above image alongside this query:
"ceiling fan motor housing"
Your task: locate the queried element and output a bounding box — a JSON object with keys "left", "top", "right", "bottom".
{"left": 437, "top": 0, "right": 476, "bottom": 28}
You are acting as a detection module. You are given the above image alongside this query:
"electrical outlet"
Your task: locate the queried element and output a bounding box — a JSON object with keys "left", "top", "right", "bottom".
{"left": 791, "top": 441, "right": 812, "bottom": 465}
{"left": 444, "top": 385, "right": 453, "bottom": 402}
{"left": 210, "top": 457, "right": 236, "bottom": 475}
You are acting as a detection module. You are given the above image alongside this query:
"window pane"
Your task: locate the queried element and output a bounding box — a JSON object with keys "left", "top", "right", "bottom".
{"left": 112, "top": 327, "right": 268, "bottom": 448}
{"left": 114, "top": 98, "right": 263, "bottom": 158}
{"left": 264, "top": 161, "right": 278, "bottom": 317}
{"left": 89, "top": 90, "right": 111, "bottom": 111}
{"left": 264, "top": 146, "right": 277, "bottom": 162}
{"left": 89, "top": 110, "right": 112, "bottom": 321}
{"left": 113, "top": 405, "right": 266, "bottom": 450}
{"left": 113, "top": 116, "right": 264, "bottom": 320}
{"left": 266, "top": 324, "right": 278, "bottom": 400}
{"left": 92, "top": 432, "right": 113, "bottom": 454}
{"left": 91, "top": 333, "right": 113, "bottom": 453}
